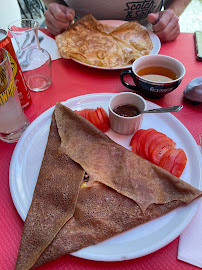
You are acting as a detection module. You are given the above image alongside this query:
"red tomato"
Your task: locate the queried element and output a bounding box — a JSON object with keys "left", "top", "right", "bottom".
{"left": 83, "top": 109, "right": 94, "bottom": 119}
{"left": 130, "top": 128, "right": 187, "bottom": 177}
{"left": 90, "top": 109, "right": 102, "bottom": 130}
{"left": 159, "top": 148, "right": 183, "bottom": 173}
{"left": 143, "top": 130, "right": 165, "bottom": 160}
{"left": 136, "top": 128, "right": 154, "bottom": 156}
{"left": 75, "top": 109, "right": 93, "bottom": 118}
{"left": 96, "top": 107, "right": 110, "bottom": 132}
{"left": 130, "top": 129, "right": 143, "bottom": 146}
{"left": 150, "top": 139, "right": 176, "bottom": 165}
{"left": 171, "top": 149, "right": 187, "bottom": 177}
{"left": 138, "top": 128, "right": 155, "bottom": 159}
{"left": 75, "top": 107, "right": 110, "bottom": 132}
{"left": 148, "top": 134, "right": 170, "bottom": 159}
{"left": 130, "top": 129, "right": 146, "bottom": 153}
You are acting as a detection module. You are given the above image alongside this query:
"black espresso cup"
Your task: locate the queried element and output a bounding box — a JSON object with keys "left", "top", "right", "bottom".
{"left": 120, "top": 54, "right": 185, "bottom": 99}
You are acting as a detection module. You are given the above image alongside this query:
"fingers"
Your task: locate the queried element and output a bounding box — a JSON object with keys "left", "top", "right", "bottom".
{"left": 159, "top": 23, "right": 180, "bottom": 41}
{"left": 147, "top": 12, "right": 159, "bottom": 25}
{"left": 44, "top": 3, "right": 75, "bottom": 36}
{"left": 148, "top": 9, "right": 180, "bottom": 42}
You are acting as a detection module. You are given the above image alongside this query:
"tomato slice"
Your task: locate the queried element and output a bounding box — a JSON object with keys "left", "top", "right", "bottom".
{"left": 75, "top": 107, "right": 110, "bottom": 132}
{"left": 75, "top": 109, "right": 82, "bottom": 116}
{"left": 90, "top": 109, "right": 102, "bottom": 130}
{"left": 136, "top": 128, "right": 154, "bottom": 156}
{"left": 138, "top": 128, "right": 155, "bottom": 159}
{"left": 171, "top": 149, "right": 187, "bottom": 177}
{"left": 148, "top": 134, "right": 170, "bottom": 159}
{"left": 130, "top": 128, "right": 187, "bottom": 177}
{"left": 75, "top": 109, "right": 93, "bottom": 118}
{"left": 83, "top": 109, "right": 94, "bottom": 119}
{"left": 100, "top": 107, "right": 110, "bottom": 132}
{"left": 150, "top": 139, "right": 176, "bottom": 165}
{"left": 130, "top": 129, "right": 143, "bottom": 146}
{"left": 159, "top": 148, "right": 183, "bottom": 173}
{"left": 143, "top": 130, "right": 165, "bottom": 160}
{"left": 96, "top": 107, "right": 110, "bottom": 132}
{"left": 130, "top": 129, "right": 146, "bottom": 153}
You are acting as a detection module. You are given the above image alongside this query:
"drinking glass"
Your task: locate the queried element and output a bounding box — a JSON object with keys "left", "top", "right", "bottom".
{"left": 8, "top": 19, "right": 52, "bottom": 92}
{"left": 0, "top": 47, "right": 29, "bottom": 143}
{"left": 8, "top": 19, "right": 40, "bottom": 59}
{"left": 23, "top": 48, "right": 52, "bottom": 92}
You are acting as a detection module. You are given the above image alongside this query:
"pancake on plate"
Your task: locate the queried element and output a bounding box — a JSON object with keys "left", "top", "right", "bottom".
{"left": 55, "top": 14, "right": 153, "bottom": 68}
{"left": 15, "top": 103, "right": 202, "bottom": 270}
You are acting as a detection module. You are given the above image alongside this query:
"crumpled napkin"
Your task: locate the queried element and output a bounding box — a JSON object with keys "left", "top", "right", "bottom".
{"left": 178, "top": 147, "right": 202, "bottom": 268}
{"left": 183, "top": 77, "right": 202, "bottom": 103}
{"left": 11, "top": 30, "right": 61, "bottom": 61}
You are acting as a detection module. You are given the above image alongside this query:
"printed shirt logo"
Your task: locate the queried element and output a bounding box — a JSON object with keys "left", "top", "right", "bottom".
{"left": 125, "top": 0, "right": 155, "bottom": 20}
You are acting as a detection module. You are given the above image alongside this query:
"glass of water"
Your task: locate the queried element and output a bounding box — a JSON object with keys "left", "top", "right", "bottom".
{"left": 8, "top": 19, "right": 40, "bottom": 58}
{"left": 0, "top": 47, "right": 29, "bottom": 143}
{"left": 22, "top": 48, "right": 52, "bottom": 92}
{"left": 8, "top": 19, "right": 52, "bottom": 92}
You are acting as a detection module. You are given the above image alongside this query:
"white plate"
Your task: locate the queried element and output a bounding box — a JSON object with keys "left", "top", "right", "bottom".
{"left": 9, "top": 93, "right": 201, "bottom": 262}
{"left": 73, "top": 20, "right": 161, "bottom": 70}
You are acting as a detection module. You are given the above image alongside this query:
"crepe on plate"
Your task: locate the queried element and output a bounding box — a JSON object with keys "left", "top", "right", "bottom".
{"left": 15, "top": 103, "right": 202, "bottom": 269}
{"left": 55, "top": 14, "right": 153, "bottom": 68}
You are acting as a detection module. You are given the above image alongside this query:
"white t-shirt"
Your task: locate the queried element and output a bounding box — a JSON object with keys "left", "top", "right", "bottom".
{"left": 64, "top": 0, "right": 163, "bottom": 26}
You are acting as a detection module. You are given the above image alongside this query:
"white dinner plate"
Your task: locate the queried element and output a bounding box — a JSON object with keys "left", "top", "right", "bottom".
{"left": 73, "top": 20, "right": 161, "bottom": 70}
{"left": 9, "top": 93, "right": 201, "bottom": 262}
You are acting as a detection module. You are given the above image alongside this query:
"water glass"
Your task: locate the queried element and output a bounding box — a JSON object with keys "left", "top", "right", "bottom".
{"left": 8, "top": 19, "right": 40, "bottom": 58}
{"left": 23, "top": 48, "right": 52, "bottom": 92}
{"left": 8, "top": 19, "right": 52, "bottom": 92}
{"left": 0, "top": 47, "right": 29, "bottom": 143}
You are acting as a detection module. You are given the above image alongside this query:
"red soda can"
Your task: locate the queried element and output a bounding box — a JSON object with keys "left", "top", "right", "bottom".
{"left": 0, "top": 29, "right": 31, "bottom": 109}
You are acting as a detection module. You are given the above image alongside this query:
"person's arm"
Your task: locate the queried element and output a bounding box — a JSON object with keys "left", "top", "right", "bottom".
{"left": 42, "top": 0, "right": 67, "bottom": 7}
{"left": 147, "top": 0, "right": 191, "bottom": 41}
{"left": 42, "top": 0, "right": 75, "bottom": 36}
{"left": 164, "top": 0, "right": 191, "bottom": 17}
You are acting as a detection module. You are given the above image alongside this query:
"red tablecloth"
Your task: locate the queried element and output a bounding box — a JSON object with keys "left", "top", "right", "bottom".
{"left": 0, "top": 33, "right": 202, "bottom": 270}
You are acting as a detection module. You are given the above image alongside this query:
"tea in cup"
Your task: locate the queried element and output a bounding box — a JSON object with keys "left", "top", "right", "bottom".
{"left": 120, "top": 54, "right": 185, "bottom": 99}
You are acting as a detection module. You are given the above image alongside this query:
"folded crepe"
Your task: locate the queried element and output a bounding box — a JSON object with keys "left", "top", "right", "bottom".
{"left": 55, "top": 14, "right": 153, "bottom": 68}
{"left": 15, "top": 103, "right": 202, "bottom": 269}
{"left": 15, "top": 112, "right": 85, "bottom": 270}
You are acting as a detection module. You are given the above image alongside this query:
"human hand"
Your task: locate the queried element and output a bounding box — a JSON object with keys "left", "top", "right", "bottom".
{"left": 44, "top": 3, "right": 75, "bottom": 36}
{"left": 147, "top": 9, "right": 180, "bottom": 42}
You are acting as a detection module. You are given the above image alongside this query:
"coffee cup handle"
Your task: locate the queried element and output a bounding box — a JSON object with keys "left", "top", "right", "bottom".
{"left": 120, "top": 69, "right": 139, "bottom": 91}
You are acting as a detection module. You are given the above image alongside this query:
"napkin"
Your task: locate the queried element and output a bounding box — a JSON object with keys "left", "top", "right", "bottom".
{"left": 178, "top": 147, "right": 202, "bottom": 268}
{"left": 36, "top": 30, "right": 61, "bottom": 61}
{"left": 11, "top": 30, "right": 61, "bottom": 61}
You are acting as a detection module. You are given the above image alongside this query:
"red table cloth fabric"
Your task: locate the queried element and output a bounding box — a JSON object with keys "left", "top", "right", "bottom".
{"left": 0, "top": 33, "right": 202, "bottom": 270}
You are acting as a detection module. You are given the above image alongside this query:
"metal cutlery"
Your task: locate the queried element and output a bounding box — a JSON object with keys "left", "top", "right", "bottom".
{"left": 142, "top": 105, "right": 183, "bottom": 114}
